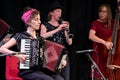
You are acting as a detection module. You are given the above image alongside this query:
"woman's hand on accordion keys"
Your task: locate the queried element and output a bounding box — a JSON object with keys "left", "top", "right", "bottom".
{"left": 14, "top": 52, "right": 26, "bottom": 63}
{"left": 61, "top": 59, "right": 67, "bottom": 68}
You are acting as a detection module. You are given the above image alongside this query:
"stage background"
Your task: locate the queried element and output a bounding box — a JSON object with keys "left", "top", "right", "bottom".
{"left": 0, "top": 0, "right": 117, "bottom": 80}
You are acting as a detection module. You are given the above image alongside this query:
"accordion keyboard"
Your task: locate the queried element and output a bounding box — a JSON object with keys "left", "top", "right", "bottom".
{"left": 19, "top": 39, "right": 31, "bottom": 69}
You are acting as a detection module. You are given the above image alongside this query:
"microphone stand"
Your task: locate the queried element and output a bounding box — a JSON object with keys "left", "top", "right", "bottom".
{"left": 85, "top": 53, "right": 106, "bottom": 80}
{"left": 0, "top": 53, "right": 19, "bottom": 57}
{"left": 76, "top": 49, "right": 106, "bottom": 80}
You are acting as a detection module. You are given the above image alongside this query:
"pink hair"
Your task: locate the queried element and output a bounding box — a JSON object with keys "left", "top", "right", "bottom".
{"left": 21, "top": 9, "right": 36, "bottom": 23}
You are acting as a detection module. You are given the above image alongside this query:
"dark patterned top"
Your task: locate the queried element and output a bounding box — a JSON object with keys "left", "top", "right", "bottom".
{"left": 13, "top": 32, "right": 42, "bottom": 69}
{"left": 13, "top": 32, "right": 32, "bottom": 51}
{"left": 43, "top": 22, "right": 66, "bottom": 47}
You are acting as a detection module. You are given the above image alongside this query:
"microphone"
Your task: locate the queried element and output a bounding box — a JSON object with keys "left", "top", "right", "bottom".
{"left": 76, "top": 49, "right": 96, "bottom": 54}
{"left": 0, "top": 52, "right": 25, "bottom": 57}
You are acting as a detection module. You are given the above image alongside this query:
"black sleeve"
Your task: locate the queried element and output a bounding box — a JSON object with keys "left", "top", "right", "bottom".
{"left": 13, "top": 33, "right": 22, "bottom": 42}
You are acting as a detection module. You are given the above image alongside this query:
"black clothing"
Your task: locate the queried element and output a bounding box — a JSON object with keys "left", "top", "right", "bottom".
{"left": 13, "top": 32, "right": 64, "bottom": 80}
{"left": 43, "top": 22, "right": 66, "bottom": 46}
{"left": 43, "top": 22, "right": 70, "bottom": 80}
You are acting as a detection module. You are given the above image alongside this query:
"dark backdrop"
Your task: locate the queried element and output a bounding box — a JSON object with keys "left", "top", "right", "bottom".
{"left": 0, "top": 0, "right": 117, "bottom": 80}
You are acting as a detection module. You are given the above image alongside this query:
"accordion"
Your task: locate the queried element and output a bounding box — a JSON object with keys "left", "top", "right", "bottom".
{"left": 19, "top": 39, "right": 41, "bottom": 69}
{"left": 43, "top": 40, "right": 67, "bottom": 73}
{"left": 19, "top": 39, "right": 67, "bottom": 73}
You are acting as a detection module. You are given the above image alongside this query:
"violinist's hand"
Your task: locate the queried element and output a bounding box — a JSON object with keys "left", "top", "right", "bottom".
{"left": 61, "top": 59, "right": 67, "bottom": 68}
{"left": 104, "top": 41, "right": 113, "bottom": 50}
{"left": 14, "top": 53, "right": 26, "bottom": 63}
